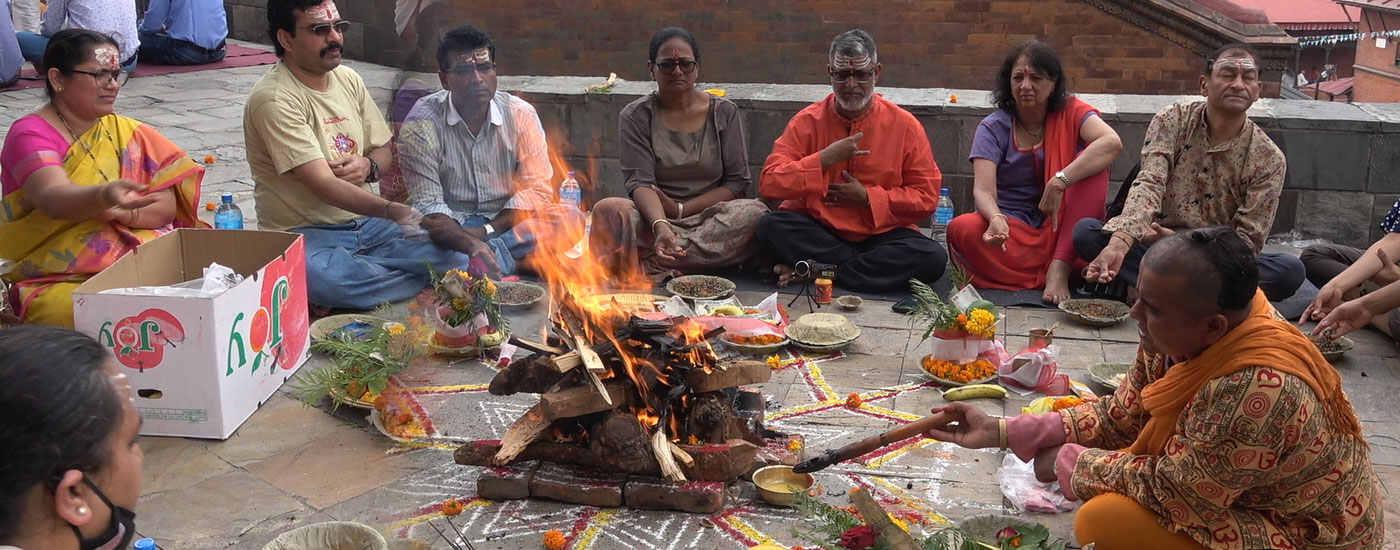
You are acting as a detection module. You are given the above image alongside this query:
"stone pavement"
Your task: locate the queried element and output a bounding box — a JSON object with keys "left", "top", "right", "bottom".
{"left": 2, "top": 41, "right": 1399, "bottom": 549}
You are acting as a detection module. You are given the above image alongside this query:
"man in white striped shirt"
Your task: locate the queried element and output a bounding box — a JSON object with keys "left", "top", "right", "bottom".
{"left": 399, "top": 24, "right": 583, "bottom": 276}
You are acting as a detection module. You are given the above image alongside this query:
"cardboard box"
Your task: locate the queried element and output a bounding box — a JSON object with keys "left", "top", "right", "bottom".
{"left": 74, "top": 229, "right": 310, "bottom": 439}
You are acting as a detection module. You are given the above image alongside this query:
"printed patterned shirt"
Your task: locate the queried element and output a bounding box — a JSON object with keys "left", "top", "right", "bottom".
{"left": 1380, "top": 198, "right": 1400, "bottom": 233}
{"left": 1102, "top": 101, "right": 1285, "bottom": 253}
{"left": 1060, "top": 351, "right": 1383, "bottom": 549}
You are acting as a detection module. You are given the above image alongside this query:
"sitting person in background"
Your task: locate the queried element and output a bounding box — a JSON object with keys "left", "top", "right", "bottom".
{"left": 1298, "top": 197, "right": 1400, "bottom": 338}
{"left": 758, "top": 29, "right": 944, "bottom": 292}
{"left": 1, "top": 30, "right": 206, "bottom": 327}
{"left": 16, "top": 0, "right": 140, "bottom": 72}
{"left": 947, "top": 40, "right": 1121, "bottom": 304}
{"left": 591, "top": 27, "right": 768, "bottom": 281}
{"left": 0, "top": 326, "right": 147, "bottom": 550}
{"left": 1076, "top": 43, "right": 1305, "bottom": 302}
{"left": 1, "top": 0, "right": 21, "bottom": 87}
{"left": 245, "top": 0, "right": 469, "bottom": 311}
{"left": 137, "top": 0, "right": 228, "bottom": 66}
{"left": 931, "top": 227, "right": 1382, "bottom": 549}
{"left": 399, "top": 24, "right": 583, "bottom": 276}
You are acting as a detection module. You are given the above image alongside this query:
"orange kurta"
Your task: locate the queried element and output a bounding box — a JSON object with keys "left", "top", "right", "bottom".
{"left": 759, "top": 94, "right": 941, "bottom": 242}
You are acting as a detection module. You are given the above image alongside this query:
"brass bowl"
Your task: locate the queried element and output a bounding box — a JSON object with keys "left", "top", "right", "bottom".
{"left": 752, "top": 465, "right": 814, "bottom": 506}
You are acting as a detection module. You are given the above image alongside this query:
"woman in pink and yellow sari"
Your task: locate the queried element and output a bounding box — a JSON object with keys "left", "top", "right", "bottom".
{"left": 0, "top": 29, "right": 206, "bottom": 327}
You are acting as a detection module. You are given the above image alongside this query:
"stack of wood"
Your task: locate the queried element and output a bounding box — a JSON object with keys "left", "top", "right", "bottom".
{"left": 457, "top": 293, "right": 774, "bottom": 482}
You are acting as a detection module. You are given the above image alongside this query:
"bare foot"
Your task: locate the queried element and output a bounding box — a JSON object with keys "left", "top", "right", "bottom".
{"left": 1042, "top": 260, "right": 1073, "bottom": 305}
{"left": 773, "top": 264, "right": 795, "bottom": 288}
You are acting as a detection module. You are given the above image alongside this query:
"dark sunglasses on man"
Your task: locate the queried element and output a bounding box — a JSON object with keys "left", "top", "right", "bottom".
{"left": 302, "top": 21, "right": 351, "bottom": 37}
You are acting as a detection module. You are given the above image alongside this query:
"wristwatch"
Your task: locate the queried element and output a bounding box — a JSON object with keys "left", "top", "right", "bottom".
{"left": 1053, "top": 170, "right": 1071, "bottom": 188}
{"left": 366, "top": 157, "right": 381, "bottom": 183}
{"left": 483, "top": 223, "right": 496, "bottom": 236}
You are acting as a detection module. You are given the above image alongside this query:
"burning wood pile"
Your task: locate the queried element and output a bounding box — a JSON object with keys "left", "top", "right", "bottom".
{"left": 453, "top": 290, "right": 801, "bottom": 512}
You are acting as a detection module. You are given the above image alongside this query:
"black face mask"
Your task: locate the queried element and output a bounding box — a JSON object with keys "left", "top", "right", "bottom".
{"left": 71, "top": 477, "right": 136, "bottom": 550}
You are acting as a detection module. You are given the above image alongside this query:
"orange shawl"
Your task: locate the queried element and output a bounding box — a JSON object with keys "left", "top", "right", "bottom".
{"left": 969, "top": 97, "right": 1109, "bottom": 289}
{"left": 1129, "top": 290, "right": 1365, "bottom": 456}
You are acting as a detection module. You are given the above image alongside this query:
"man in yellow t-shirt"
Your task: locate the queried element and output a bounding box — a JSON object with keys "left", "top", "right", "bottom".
{"left": 244, "top": 0, "right": 470, "bottom": 310}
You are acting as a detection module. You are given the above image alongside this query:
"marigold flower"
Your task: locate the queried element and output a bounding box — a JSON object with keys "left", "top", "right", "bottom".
{"left": 543, "top": 530, "right": 567, "bottom": 550}
{"left": 766, "top": 354, "right": 781, "bottom": 369}
{"left": 845, "top": 392, "right": 862, "bottom": 408}
{"left": 386, "top": 323, "right": 406, "bottom": 336}
{"left": 203, "top": 155, "right": 215, "bottom": 164}
{"left": 441, "top": 498, "right": 465, "bottom": 516}
{"left": 948, "top": 93, "right": 959, "bottom": 103}
{"left": 786, "top": 438, "right": 804, "bottom": 451}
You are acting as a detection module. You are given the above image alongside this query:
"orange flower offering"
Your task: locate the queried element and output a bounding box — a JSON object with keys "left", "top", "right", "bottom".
{"left": 845, "top": 392, "right": 863, "bottom": 408}
{"left": 203, "top": 155, "right": 215, "bottom": 164}
{"left": 1051, "top": 396, "right": 1084, "bottom": 411}
{"left": 730, "top": 333, "right": 785, "bottom": 345}
{"left": 921, "top": 357, "right": 997, "bottom": 383}
{"left": 949, "top": 93, "right": 959, "bottom": 103}
{"left": 205, "top": 201, "right": 216, "bottom": 211}
{"left": 787, "top": 438, "right": 804, "bottom": 451}
{"left": 765, "top": 354, "right": 781, "bottom": 369}
{"left": 441, "top": 498, "right": 465, "bottom": 516}
{"left": 543, "top": 530, "right": 566, "bottom": 550}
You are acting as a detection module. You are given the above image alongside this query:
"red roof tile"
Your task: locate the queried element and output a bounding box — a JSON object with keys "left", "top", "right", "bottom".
{"left": 1228, "top": 0, "right": 1359, "bottom": 30}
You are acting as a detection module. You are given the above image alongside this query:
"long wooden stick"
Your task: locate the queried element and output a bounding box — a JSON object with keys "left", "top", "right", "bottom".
{"left": 794, "top": 411, "right": 958, "bottom": 473}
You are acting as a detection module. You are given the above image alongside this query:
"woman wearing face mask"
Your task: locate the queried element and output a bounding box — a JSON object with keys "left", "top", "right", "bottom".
{"left": 0, "top": 325, "right": 145, "bottom": 550}
{"left": 0, "top": 29, "right": 207, "bottom": 328}
{"left": 591, "top": 26, "right": 769, "bottom": 282}
{"left": 946, "top": 40, "right": 1122, "bottom": 304}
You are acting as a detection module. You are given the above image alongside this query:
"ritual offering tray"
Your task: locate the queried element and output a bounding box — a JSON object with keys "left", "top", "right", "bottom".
{"left": 956, "top": 515, "right": 1070, "bottom": 550}
{"left": 327, "top": 382, "right": 378, "bottom": 410}
{"left": 1087, "top": 362, "right": 1131, "bottom": 391}
{"left": 496, "top": 281, "right": 546, "bottom": 307}
{"left": 921, "top": 356, "right": 999, "bottom": 387}
{"left": 311, "top": 314, "right": 392, "bottom": 342}
{"left": 1313, "top": 334, "right": 1355, "bottom": 362}
{"left": 785, "top": 313, "right": 860, "bottom": 353}
{"left": 666, "top": 274, "right": 736, "bottom": 300}
{"left": 1059, "top": 298, "right": 1130, "bottom": 327}
{"left": 722, "top": 333, "right": 789, "bottom": 355}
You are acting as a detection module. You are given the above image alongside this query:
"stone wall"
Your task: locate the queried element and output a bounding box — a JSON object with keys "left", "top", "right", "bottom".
{"left": 223, "top": 0, "right": 1293, "bottom": 98}
{"left": 488, "top": 75, "right": 1400, "bottom": 249}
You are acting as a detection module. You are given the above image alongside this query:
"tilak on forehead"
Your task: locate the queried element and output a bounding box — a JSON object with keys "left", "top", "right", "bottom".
{"left": 833, "top": 51, "right": 873, "bottom": 70}
{"left": 1212, "top": 55, "right": 1256, "bottom": 72}
{"left": 454, "top": 48, "right": 492, "bottom": 65}
{"left": 93, "top": 46, "right": 121, "bottom": 69}
{"left": 305, "top": 3, "right": 340, "bottom": 24}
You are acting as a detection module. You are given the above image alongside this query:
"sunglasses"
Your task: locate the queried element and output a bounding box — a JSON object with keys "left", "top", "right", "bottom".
{"left": 829, "top": 69, "right": 875, "bottom": 83}
{"left": 655, "top": 60, "right": 697, "bottom": 74}
{"left": 300, "top": 21, "right": 350, "bottom": 37}
{"left": 70, "top": 68, "right": 129, "bottom": 87}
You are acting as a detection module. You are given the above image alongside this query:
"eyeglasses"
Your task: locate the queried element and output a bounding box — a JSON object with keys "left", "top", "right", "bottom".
{"left": 830, "top": 69, "right": 875, "bottom": 83}
{"left": 655, "top": 60, "right": 697, "bottom": 74}
{"left": 69, "top": 68, "right": 129, "bottom": 87}
{"left": 300, "top": 21, "right": 351, "bottom": 37}
{"left": 445, "top": 63, "right": 496, "bottom": 77}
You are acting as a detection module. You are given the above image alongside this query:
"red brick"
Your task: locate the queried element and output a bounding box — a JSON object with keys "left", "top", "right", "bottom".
{"left": 623, "top": 477, "right": 728, "bottom": 513}
{"left": 477, "top": 462, "right": 537, "bottom": 501}
{"left": 528, "top": 464, "right": 626, "bottom": 507}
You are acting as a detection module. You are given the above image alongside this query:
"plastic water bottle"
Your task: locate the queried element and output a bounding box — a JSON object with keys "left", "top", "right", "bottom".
{"left": 133, "top": 538, "right": 157, "bottom": 550}
{"left": 214, "top": 193, "right": 244, "bottom": 229}
{"left": 931, "top": 188, "right": 954, "bottom": 247}
{"left": 559, "top": 171, "right": 583, "bottom": 210}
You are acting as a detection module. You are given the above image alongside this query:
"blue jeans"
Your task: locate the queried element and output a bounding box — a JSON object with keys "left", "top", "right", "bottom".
{"left": 137, "top": 31, "right": 225, "bottom": 65}
{"left": 291, "top": 217, "right": 473, "bottom": 309}
{"left": 17, "top": 32, "right": 139, "bottom": 72}
{"left": 454, "top": 205, "right": 586, "bottom": 276}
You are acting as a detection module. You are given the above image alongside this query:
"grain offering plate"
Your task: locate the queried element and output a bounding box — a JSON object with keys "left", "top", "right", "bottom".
{"left": 496, "top": 281, "right": 546, "bottom": 307}
{"left": 1059, "top": 298, "right": 1131, "bottom": 327}
{"left": 665, "top": 275, "right": 736, "bottom": 300}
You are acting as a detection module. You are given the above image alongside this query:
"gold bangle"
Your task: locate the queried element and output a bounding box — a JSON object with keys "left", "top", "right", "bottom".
{"left": 129, "top": 206, "right": 141, "bottom": 226}
{"left": 1111, "top": 232, "right": 1134, "bottom": 247}
{"left": 382, "top": 201, "right": 394, "bottom": 220}
{"left": 989, "top": 213, "right": 1007, "bottom": 221}
{"left": 998, "top": 418, "right": 1008, "bottom": 451}
{"left": 97, "top": 184, "right": 112, "bottom": 210}
{"left": 651, "top": 218, "right": 673, "bottom": 233}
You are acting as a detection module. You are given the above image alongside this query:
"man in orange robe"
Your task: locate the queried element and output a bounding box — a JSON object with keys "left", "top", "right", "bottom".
{"left": 757, "top": 29, "right": 944, "bottom": 292}
{"left": 929, "top": 227, "right": 1382, "bottom": 550}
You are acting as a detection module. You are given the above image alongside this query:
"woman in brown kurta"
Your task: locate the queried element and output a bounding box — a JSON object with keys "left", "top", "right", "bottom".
{"left": 591, "top": 27, "right": 768, "bottom": 281}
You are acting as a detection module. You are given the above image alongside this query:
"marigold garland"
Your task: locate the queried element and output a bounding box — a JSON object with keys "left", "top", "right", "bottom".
{"left": 441, "top": 498, "right": 464, "bottom": 516}
{"left": 921, "top": 356, "right": 997, "bottom": 383}
{"left": 1051, "top": 396, "right": 1084, "bottom": 411}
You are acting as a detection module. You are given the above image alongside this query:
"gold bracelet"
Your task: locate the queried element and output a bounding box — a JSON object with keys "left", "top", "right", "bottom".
{"left": 97, "top": 184, "right": 113, "bottom": 210}
{"left": 998, "top": 418, "right": 1008, "bottom": 451}
{"left": 989, "top": 213, "right": 1007, "bottom": 221}
{"left": 651, "top": 218, "right": 673, "bottom": 233}
{"left": 382, "top": 201, "right": 394, "bottom": 220}
{"left": 675, "top": 202, "right": 686, "bottom": 220}
{"left": 1111, "top": 232, "right": 1135, "bottom": 247}
{"left": 129, "top": 206, "right": 141, "bottom": 226}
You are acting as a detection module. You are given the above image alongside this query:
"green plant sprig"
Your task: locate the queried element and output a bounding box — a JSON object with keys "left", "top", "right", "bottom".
{"left": 905, "top": 278, "right": 960, "bottom": 342}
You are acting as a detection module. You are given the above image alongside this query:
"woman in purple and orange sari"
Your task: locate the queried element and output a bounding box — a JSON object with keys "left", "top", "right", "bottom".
{"left": 947, "top": 41, "right": 1122, "bottom": 304}
{"left": 0, "top": 30, "right": 206, "bottom": 327}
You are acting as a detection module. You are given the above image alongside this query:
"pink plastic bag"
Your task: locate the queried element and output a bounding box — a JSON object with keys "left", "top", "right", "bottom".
{"left": 999, "top": 345, "right": 1072, "bottom": 395}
